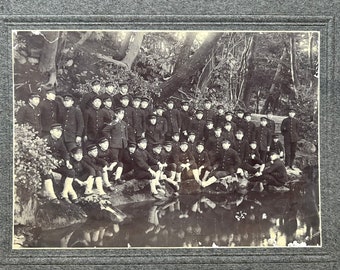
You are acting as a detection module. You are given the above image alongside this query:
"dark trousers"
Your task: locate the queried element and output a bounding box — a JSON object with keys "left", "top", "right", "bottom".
{"left": 259, "top": 150, "right": 267, "bottom": 163}
{"left": 284, "top": 140, "right": 297, "bottom": 167}
{"left": 249, "top": 173, "right": 283, "bottom": 186}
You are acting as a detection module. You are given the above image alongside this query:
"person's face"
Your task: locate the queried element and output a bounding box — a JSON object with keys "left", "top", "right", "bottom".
{"left": 204, "top": 102, "right": 211, "bottom": 109}
{"left": 120, "top": 98, "right": 129, "bottom": 107}
{"left": 30, "top": 97, "right": 40, "bottom": 107}
{"left": 245, "top": 116, "right": 251, "bottom": 122}
{"left": 274, "top": 138, "right": 279, "bottom": 143}
{"left": 153, "top": 146, "right": 162, "bottom": 154}
{"left": 237, "top": 112, "right": 244, "bottom": 118}
{"left": 150, "top": 118, "right": 157, "bottom": 125}
{"left": 182, "top": 105, "right": 189, "bottom": 111}
{"left": 267, "top": 113, "right": 273, "bottom": 119}
{"left": 140, "top": 101, "right": 148, "bottom": 109}
{"left": 50, "top": 128, "right": 62, "bottom": 139}
{"left": 115, "top": 111, "right": 125, "bottom": 120}
{"left": 156, "top": 109, "right": 163, "bottom": 116}
{"left": 120, "top": 85, "right": 128, "bottom": 95}
{"left": 218, "top": 108, "right": 224, "bottom": 115}
{"left": 128, "top": 146, "right": 136, "bottom": 154}
{"left": 215, "top": 129, "right": 222, "bottom": 136}
{"left": 104, "top": 100, "right": 112, "bottom": 108}
{"left": 133, "top": 100, "right": 140, "bottom": 108}
{"left": 89, "top": 148, "right": 98, "bottom": 157}
{"left": 99, "top": 141, "right": 109, "bottom": 151}
{"left": 106, "top": 85, "right": 115, "bottom": 94}
{"left": 164, "top": 145, "right": 172, "bottom": 152}
{"left": 196, "top": 113, "right": 203, "bottom": 120}
{"left": 196, "top": 144, "right": 204, "bottom": 153}
{"left": 270, "top": 153, "right": 278, "bottom": 161}
{"left": 222, "top": 142, "right": 231, "bottom": 150}
{"left": 167, "top": 103, "right": 174, "bottom": 109}
{"left": 225, "top": 114, "right": 232, "bottom": 121}
{"left": 260, "top": 120, "right": 267, "bottom": 126}
{"left": 92, "top": 98, "right": 102, "bottom": 109}
{"left": 46, "top": 92, "right": 56, "bottom": 101}
{"left": 73, "top": 151, "right": 83, "bottom": 161}
{"left": 188, "top": 134, "right": 195, "bottom": 141}
{"left": 289, "top": 112, "right": 296, "bottom": 118}
{"left": 206, "top": 122, "right": 213, "bottom": 129}
{"left": 138, "top": 141, "right": 147, "bottom": 150}
{"left": 236, "top": 133, "right": 244, "bottom": 140}
{"left": 92, "top": 84, "right": 101, "bottom": 93}
{"left": 172, "top": 135, "right": 179, "bottom": 142}
{"left": 180, "top": 144, "right": 188, "bottom": 152}
{"left": 63, "top": 98, "right": 74, "bottom": 108}
{"left": 224, "top": 124, "right": 231, "bottom": 131}
{"left": 250, "top": 143, "right": 257, "bottom": 150}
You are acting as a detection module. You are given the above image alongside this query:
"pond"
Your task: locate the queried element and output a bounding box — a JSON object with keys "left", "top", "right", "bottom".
{"left": 26, "top": 175, "right": 320, "bottom": 248}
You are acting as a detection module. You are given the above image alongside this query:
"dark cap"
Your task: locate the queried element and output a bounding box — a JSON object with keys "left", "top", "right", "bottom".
{"left": 222, "top": 139, "right": 231, "bottom": 144}
{"left": 91, "top": 79, "right": 101, "bottom": 86}
{"left": 269, "top": 151, "right": 278, "bottom": 156}
{"left": 29, "top": 92, "right": 41, "bottom": 98}
{"left": 120, "top": 95, "right": 130, "bottom": 101}
{"left": 113, "top": 107, "right": 124, "bottom": 113}
{"left": 273, "top": 134, "right": 280, "bottom": 139}
{"left": 155, "top": 104, "right": 164, "bottom": 110}
{"left": 204, "top": 98, "right": 212, "bottom": 103}
{"left": 225, "top": 111, "right": 233, "bottom": 115}
{"left": 196, "top": 141, "right": 205, "bottom": 146}
{"left": 236, "top": 130, "right": 244, "bottom": 135}
{"left": 45, "top": 88, "right": 56, "bottom": 94}
{"left": 50, "top": 123, "right": 63, "bottom": 130}
{"left": 118, "top": 80, "right": 128, "bottom": 87}
{"left": 235, "top": 108, "right": 244, "bottom": 113}
{"left": 195, "top": 109, "right": 204, "bottom": 114}
{"left": 166, "top": 99, "right": 174, "bottom": 104}
{"left": 164, "top": 141, "right": 172, "bottom": 146}
{"left": 180, "top": 140, "right": 188, "bottom": 145}
{"left": 91, "top": 95, "right": 102, "bottom": 103}
{"left": 206, "top": 119, "right": 213, "bottom": 123}
{"left": 86, "top": 144, "right": 97, "bottom": 152}
{"left": 181, "top": 101, "right": 189, "bottom": 106}
{"left": 98, "top": 137, "right": 109, "bottom": 144}
{"left": 224, "top": 120, "right": 232, "bottom": 125}
{"left": 105, "top": 81, "right": 114, "bottom": 87}
{"left": 70, "top": 146, "right": 83, "bottom": 154}
{"left": 250, "top": 140, "right": 257, "bottom": 145}
{"left": 260, "top": 117, "right": 268, "bottom": 121}
{"left": 215, "top": 126, "right": 222, "bottom": 131}
{"left": 244, "top": 112, "right": 252, "bottom": 117}
{"left": 101, "top": 93, "right": 112, "bottom": 102}
{"left": 137, "top": 137, "right": 147, "bottom": 144}
{"left": 188, "top": 131, "right": 196, "bottom": 136}
{"left": 148, "top": 114, "right": 157, "bottom": 120}
{"left": 62, "top": 93, "right": 74, "bottom": 100}
{"left": 172, "top": 132, "right": 180, "bottom": 137}
{"left": 141, "top": 97, "right": 150, "bottom": 102}
{"left": 128, "top": 142, "right": 137, "bottom": 148}
{"left": 152, "top": 143, "right": 162, "bottom": 149}
{"left": 217, "top": 105, "right": 224, "bottom": 110}
{"left": 133, "top": 96, "right": 142, "bottom": 101}
{"left": 288, "top": 107, "right": 296, "bottom": 113}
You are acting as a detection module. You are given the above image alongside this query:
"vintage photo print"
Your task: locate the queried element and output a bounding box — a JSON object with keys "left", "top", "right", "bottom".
{"left": 13, "top": 30, "right": 320, "bottom": 248}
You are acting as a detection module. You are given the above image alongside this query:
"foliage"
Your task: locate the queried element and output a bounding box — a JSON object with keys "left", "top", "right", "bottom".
{"left": 14, "top": 123, "right": 56, "bottom": 204}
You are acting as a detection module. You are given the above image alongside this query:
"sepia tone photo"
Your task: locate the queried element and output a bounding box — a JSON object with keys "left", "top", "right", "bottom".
{"left": 13, "top": 30, "right": 320, "bottom": 248}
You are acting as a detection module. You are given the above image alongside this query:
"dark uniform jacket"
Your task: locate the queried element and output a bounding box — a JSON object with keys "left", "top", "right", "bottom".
{"left": 133, "top": 107, "right": 145, "bottom": 135}
{"left": 243, "top": 121, "right": 256, "bottom": 142}
{"left": 58, "top": 106, "right": 84, "bottom": 143}
{"left": 280, "top": 117, "right": 299, "bottom": 143}
{"left": 245, "top": 147, "right": 263, "bottom": 165}
{"left": 216, "top": 148, "right": 241, "bottom": 171}
{"left": 263, "top": 158, "right": 288, "bottom": 184}
{"left": 203, "top": 109, "right": 215, "bottom": 122}
{"left": 213, "top": 114, "right": 225, "bottom": 128}
{"left": 222, "top": 129, "right": 236, "bottom": 146}
{"left": 189, "top": 118, "right": 206, "bottom": 141}
{"left": 121, "top": 149, "right": 135, "bottom": 171}
{"left": 187, "top": 140, "right": 197, "bottom": 153}
{"left": 232, "top": 117, "right": 246, "bottom": 132}
{"left": 45, "top": 134, "right": 69, "bottom": 161}
{"left": 132, "top": 147, "right": 158, "bottom": 171}
{"left": 156, "top": 116, "right": 168, "bottom": 137}
{"left": 102, "top": 107, "right": 114, "bottom": 124}
{"left": 151, "top": 149, "right": 167, "bottom": 164}
{"left": 80, "top": 91, "right": 100, "bottom": 113}
{"left": 16, "top": 104, "right": 42, "bottom": 135}
{"left": 39, "top": 99, "right": 59, "bottom": 135}
{"left": 203, "top": 126, "right": 215, "bottom": 141}
{"left": 179, "top": 110, "right": 191, "bottom": 133}
{"left": 164, "top": 108, "right": 182, "bottom": 136}
{"left": 122, "top": 105, "right": 137, "bottom": 130}
{"left": 267, "top": 119, "right": 276, "bottom": 135}
{"left": 205, "top": 135, "right": 224, "bottom": 163}
{"left": 145, "top": 122, "right": 164, "bottom": 145}
{"left": 173, "top": 149, "right": 195, "bottom": 166}
{"left": 98, "top": 147, "right": 118, "bottom": 164}
{"left": 254, "top": 126, "right": 272, "bottom": 151}
{"left": 140, "top": 107, "right": 153, "bottom": 134}
{"left": 193, "top": 150, "right": 211, "bottom": 168}
{"left": 83, "top": 154, "right": 108, "bottom": 172}
{"left": 112, "top": 92, "right": 133, "bottom": 107}
{"left": 102, "top": 119, "right": 128, "bottom": 149}
{"left": 232, "top": 139, "right": 249, "bottom": 162}
{"left": 84, "top": 106, "right": 106, "bottom": 142}
{"left": 70, "top": 158, "right": 96, "bottom": 177}
{"left": 270, "top": 140, "right": 284, "bottom": 154}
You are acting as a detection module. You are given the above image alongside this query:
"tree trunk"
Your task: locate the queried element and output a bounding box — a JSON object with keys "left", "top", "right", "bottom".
{"left": 115, "top": 32, "right": 133, "bottom": 60}
{"left": 39, "top": 31, "right": 60, "bottom": 87}
{"left": 156, "top": 33, "right": 223, "bottom": 101}
{"left": 307, "top": 32, "right": 314, "bottom": 90}
{"left": 240, "top": 34, "right": 257, "bottom": 107}
{"left": 173, "top": 32, "right": 197, "bottom": 72}
{"left": 121, "top": 32, "right": 145, "bottom": 69}
{"left": 289, "top": 34, "right": 299, "bottom": 96}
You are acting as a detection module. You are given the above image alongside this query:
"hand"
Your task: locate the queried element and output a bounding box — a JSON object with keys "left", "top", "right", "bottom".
{"left": 66, "top": 160, "right": 73, "bottom": 169}
{"left": 148, "top": 168, "right": 156, "bottom": 177}
{"left": 267, "top": 146, "right": 270, "bottom": 151}
{"left": 183, "top": 130, "right": 188, "bottom": 136}
{"left": 251, "top": 154, "right": 255, "bottom": 159}
{"left": 76, "top": 136, "right": 82, "bottom": 145}
{"left": 84, "top": 136, "right": 88, "bottom": 142}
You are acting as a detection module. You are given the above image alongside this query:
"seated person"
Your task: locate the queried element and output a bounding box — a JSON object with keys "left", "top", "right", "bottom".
{"left": 248, "top": 151, "right": 288, "bottom": 192}
{"left": 192, "top": 141, "right": 212, "bottom": 183}
{"left": 69, "top": 146, "right": 95, "bottom": 196}
{"left": 162, "top": 141, "right": 178, "bottom": 182}
{"left": 242, "top": 141, "right": 265, "bottom": 176}
{"left": 202, "top": 139, "right": 241, "bottom": 188}
{"left": 41, "top": 123, "right": 78, "bottom": 203}
{"left": 97, "top": 137, "right": 124, "bottom": 185}
{"left": 270, "top": 134, "right": 284, "bottom": 159}
{"left": 121, "top": 142, "right": 137, "bottom": 180}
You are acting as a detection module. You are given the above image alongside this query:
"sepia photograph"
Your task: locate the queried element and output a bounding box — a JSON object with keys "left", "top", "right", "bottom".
{"left": 13, "top": 30, "right": 320, "bottom": 248}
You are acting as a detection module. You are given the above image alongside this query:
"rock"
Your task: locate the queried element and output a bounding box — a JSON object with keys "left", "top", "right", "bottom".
{"left": 297, "top": 139, "right": 317, "bottom": 154}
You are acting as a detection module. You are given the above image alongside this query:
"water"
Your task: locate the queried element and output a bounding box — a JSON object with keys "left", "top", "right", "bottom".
{"left": 27, "top": 176, "right": 320, "bottom": 248}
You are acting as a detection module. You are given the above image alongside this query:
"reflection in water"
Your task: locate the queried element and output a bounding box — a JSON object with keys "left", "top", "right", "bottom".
{"left": 29, "top": 171, "right": 320, "bottom": 248}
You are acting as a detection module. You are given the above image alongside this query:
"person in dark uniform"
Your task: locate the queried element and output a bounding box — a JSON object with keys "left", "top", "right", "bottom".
{"left": 39, "top": 88, "right": 59, "bottom": 136}
{"left": 145, "top": 114, "right": 165, "bottom": 148}
{"left": 213, "top": 105, "right": 225, "bottom": 128}
{"left": 102, "top": 107, "right": 128, "bottom": 163}
{"left": 233, "top": 130, "right": 249, "bottom": 164}
{"left": 224, "top": 111, "right": 237, "bottom": 133}
{"left": 103, "top": 81, "right": 116, "bottom": 98}
{"left": 162, "top": 141, "right": 178, "bottom": 185}
{"left": 83, "top": 96, "right": 106, "bottom": 144}
{"left": 221, "top": 121, "right": 235, "bottom": 146}
{"left": 112, "top": 81, "right": 132, "bottom": 107}
{"left": 80, "top": 79, "right": 101, "bottom": 113}
{"left": 155, "top": 104, "right": 168, "bottom": 141}
{"left": 241, "top": 141, "right": 265, "bottom": 176}
{"left": 187, "top": 131, "right": 197, "bottom": 152}
{"left": 189, "top": 109, "right": 206, "bottom": 141}
{"left": 203, "top": 98, "right": 215, "bottom": 122}
{"left": 121, "top": 142, "right": 137, "bottom": 180}
{"left": 193, "top": 141, "right": 212, "bottom": 183}
{"left": 266, "top": 110, "right": 276, "bottom": 135}
{"left": 254, "top": 117, "right": 272, "bottom": 163}
{"left": 42, "top": 123, "right": 78, "bottom": 203}
{"left": 97, "top": 137, "right": 124, "bottom": 185}
{"left": 243, "top": 112, "right": 256, "bottom": 142}
{"left": 280, "top": 108, "right": 300, "bottom": 169}
{"left": 171, "top": 132, "right": 181, "bottom": 153}
{"left": 202, "top": 139, "right": 241, "bottom": 188}
{"left": 16, "top": 92, "right": 42, "bottom": 136}
{"left": 203, "top": 119, "right": 215, "bottom": 141}
{"left": 139, "top": 97, "right": 152, "bottom": 137}
{"left": 205, "top": 126, "right": 224, "bottom": 164}
{"left": 179, "top": 101, "right": 192, "bottom": 139}
{"left": 131, "top": 96, "right": 144, "bottom": 140}
{"left": 248, "top": 151, "right": 288, "bottom": 191}
{"left": 101, "top": 93, "right": 114, "bottom": 124}
{"left": 173, "top": 140, "right": 202, "bottom": 185}
{"left": 58, "top": 93, "right": 84, "bottom": 151}
{"left": 232, "top": 109, "right": 246, "bottom": 133}
{"left": 69, "top": 146, "right": 95, "bottom": 196}
{"left": 163, "top": 98, "right": 181, "bottom": 140}
{"left": 119, "top": 94, "right": 137, "bottom": 143}
{"left": 270, "top": 134, "right": 284, "bottom": 159}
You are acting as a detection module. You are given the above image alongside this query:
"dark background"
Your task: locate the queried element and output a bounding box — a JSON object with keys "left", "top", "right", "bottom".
{"left": 0, "top": 1, "right": 339, "bottom": 269}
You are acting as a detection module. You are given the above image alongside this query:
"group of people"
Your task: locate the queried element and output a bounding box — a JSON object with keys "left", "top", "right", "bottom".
{"left": 16, "top": 79, "right": 300, "bottom": 203}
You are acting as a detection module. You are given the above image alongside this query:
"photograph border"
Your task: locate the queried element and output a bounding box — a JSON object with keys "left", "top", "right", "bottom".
{"left": 1, "top": 12, "right": 339, "bottom": 269}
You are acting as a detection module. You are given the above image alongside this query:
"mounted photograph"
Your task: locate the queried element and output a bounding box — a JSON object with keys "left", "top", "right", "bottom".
{"left": 12, "top": 30, "right": 320, "bottom": 248}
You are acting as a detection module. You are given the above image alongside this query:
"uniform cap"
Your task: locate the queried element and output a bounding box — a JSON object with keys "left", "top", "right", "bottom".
{"left": 217, "top": 105, "right": 224, "bottom": 110}
{"left": 273, "top": 134, "right": 279, "bottom": 139}
{"left": 133, "top": 96, "right": 142, "bottom": 101}
{"left": 141, "top": 97, "right": 150, "bottom": 102}
{"left": 180, "top": 140, "right": 188, "bottom": 145}
{"left": 137, "top": 137, "right": 147, "bottom": 144}
{"left": 70, "top": 146, "right": 83, "bottom": 154}
{"left": 288, "top": 108, "right": 296, "bottom": 113}
{"left": 244, "top": 112, "right": 252, "bottom": 117}
{"left": 45, "top": 88, "right": 56, "bottom": 94}
{"left": 188, "top": 131, "right": 196, "bottom": 136}
{"left": 235, "top": 108, "right": 244, "bottom": 113}
{"left": 148, "top": 114, "right": 157, "bottom": 120}
{"left": 197, "top": 141, "right": 205, "bottom": 146}
{"left": 29, "top": 92, "right": 41, "bottom": 98}
{"left": 86, "top": 144, "right": 97, "bottom": 152}
{"left": 172, "top": 132, "right": 180, "bottom": 136}
{"left": 118, "top": 80, "right": 128, "bottom": 86}
{"left": 181, "top": 101, "right": 189, "bottom": 106}
{"left": 224, "top": 121, "right": 232, "bottom": 125}
{"left": 120, "top": 95, "right": 130, "bottom": 100}
{"left": 155, "top": 104, "right": 164, "bottom": 110}
{"left": 236, "top": 130, "right": 244, "bottom": 135}
{"left": 204, "top": 98, "right": 212, "bottom": 103}
{"left": 250, "top": 140, "right": 257, "bottom": 145}
{"left": 222, "top": 139, "right": 231, "bottom": 144}
{"left": 91, "top": 79, "right": 101, "bottom": 86}
{"left": 164, "top": 141, "right": 172, "bottom": 146}
{"left": 113, "top": 107, "right": 124, "bottom": 113}
{"left": 101, "top": 93, "right": 112, "bottom": 102}
{"left": 195, "top": 109, "right": 204, "bottom": 114}
{"left": 105, "top": 81, "right": 114, "bottom": 87}
{"left": 62, "top": 93, "right": 74, "bottom": 100}
{"left": 260, "top": 117, "right": 268, "bottom": 121}
{"left": 50, "top": 123, "right": 63, "bottom": 130}
{"left": 98, "top": 137, "right": 109, "bottom": 144}
{"left": 225, "top": 111, "right": 233, "bottom": 115}
{"left": 269, "top": 151, "right": 278, "bottom": 156}
{"left": 128, "top": 142, "right": 137, "bottom": 148}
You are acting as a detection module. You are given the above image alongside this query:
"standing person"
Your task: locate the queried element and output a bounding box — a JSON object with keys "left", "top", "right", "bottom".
{"left": 224, "top": 111, "right": 237, "bottom": 133}
{"left": 112, "top": 81, "right": 132, "bottom": 107}
{"left": 254, "top": 117, "right": 272, "bottom": 163}
{"left": 39, "top": 88, "right": 59, "bottom": 136}
{"left": 145, "top": 114, "right": 164, "bottom": 147}
{"left": 221, "top": 121, "right": 235, "bottom": 146}
{"left": 243, "top": 112, "right": 256, "bottom": 143}
{"left": 189, "top": 109, "right": 206, "bottom": 141}
{"left": 83, "top": 96, "right": 106, "bottom": 144}
{"left": 187, "top": 131, "right": 197, "bottom": 153}
{"left": 102, "top": 107, "right": 128, "bottom": 163}
{"left": 119, "top": 94, "right": 137, "bottom": 143}
{"left": 155, "top": 104, "right": 168, "bottom": 141}
{"left": 280, "top": 108, "right": 300, "bottom": 169}
{"left": 16, "top": 92, "right": 42, "bottom": 136}
{"left": 139, "top": 97, "right": 152, "bottom": 137}
{"left": 131, "top": 96, "right": 144, "bottom": 141}
{"left": 266, "top": 110, "right": 276, "bottom": 135}
{"left": 213, "top": 105, "right": 225, "bottom": 128}
{"left": 233, "top": 130, "right": 250, "bottom": 164}
{"left": 80, "top": 79, "right": 101, "bottom": 113}
{"left": 233, "top": 109, "right": 246, "bottom": 133}
{"left": 103, "top": 81, "right": 116, "bottom": 100}
{"left": 163, "top": 98, "right": 181, "bottom": 140}
{"left": 203, "top": 119, "right": 215, "bottom": 141}
{"left": 58, "top": 93, "right": 84, "bottom": 151}
{"left": 179, "top": 101, "right": 192, "bottom": 139}
{"left": 205, "top": 127, "right": 224, "bottom": 164}
{"left": 202, "top": 98, "right": 215, "bottom": 122}
{"left": 101, "top": 93, "right": 114, "bottom": 124}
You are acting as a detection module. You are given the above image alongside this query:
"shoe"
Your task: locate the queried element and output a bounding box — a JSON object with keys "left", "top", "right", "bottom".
{"left": 116, "top": 179, "right": 126, "bottom": 185}
{"left": 61, "top": 197, "right": 72, "bottom": 204}
{"left": 71, "top": 198, "right": 80, "bottom": 204}
{"left": 49, "top": 198, "right": 60, "bottom": 204}
{"left": 106, "top": 186, "right": 116, "bottom": 192}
